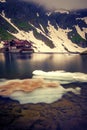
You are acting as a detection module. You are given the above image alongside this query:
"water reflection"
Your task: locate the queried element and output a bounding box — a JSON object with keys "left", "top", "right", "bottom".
{"left": 0, "top": 53, "right": 5, "bottom": 63}
{"left": 31, "top": 53, "right": 83, "bottom": 72}
{"left": 0, "top": 53, "right": 87, "bottom": 79}
{"left": 51, "top": 54, "right": 83, "bottom": 72}
{"left": 16, "top": 54, "right": 32, "bottom": 60}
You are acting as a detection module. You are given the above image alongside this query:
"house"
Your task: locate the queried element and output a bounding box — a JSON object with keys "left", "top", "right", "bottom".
{"left": 3, "top": 39, "right": 34, "bottom": 53}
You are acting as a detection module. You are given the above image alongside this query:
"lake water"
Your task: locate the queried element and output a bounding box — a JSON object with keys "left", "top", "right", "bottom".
{"left": 0, "top": 53, "right": 87, "bottom": 79}
{"left": 0, "top": 53, "right": 87, "bottom": 130}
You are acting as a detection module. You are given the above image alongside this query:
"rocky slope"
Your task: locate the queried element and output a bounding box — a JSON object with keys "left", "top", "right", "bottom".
{"left": 0, "top": 0, "right": 87, "bottom": 52}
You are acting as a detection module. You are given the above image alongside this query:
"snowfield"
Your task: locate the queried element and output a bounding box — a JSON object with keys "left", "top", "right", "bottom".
{"left": 0, "top": 11, "right": 87, "bottom": 53}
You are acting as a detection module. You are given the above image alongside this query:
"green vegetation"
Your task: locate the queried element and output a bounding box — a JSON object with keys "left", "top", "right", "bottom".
{"left": 69, "top": 33, "right": 85, "bottom": 43}
{"left": 68, "top": 29, "right": 86, "bottom": 46}
{"left": 0, "top": 27, "right": 15, "bottom": 41}
{"left": 0, "top": 16, "right": 17, "bottom": 40}
{"left": 12, "top": 19, "right": 34, "bottom": 31}
{"left": 0, "top": 16, "right": 18, "bottom": 34}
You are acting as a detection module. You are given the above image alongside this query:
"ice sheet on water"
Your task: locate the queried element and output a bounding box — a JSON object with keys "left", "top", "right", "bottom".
{"left": 0, "top": 70, "right": 86, "bottom": 104}
{"left": 10, "top": 85, "right": 80, "bottom": 104}
{"left": 33, "top": 70, "right": 87, "bottom": 84}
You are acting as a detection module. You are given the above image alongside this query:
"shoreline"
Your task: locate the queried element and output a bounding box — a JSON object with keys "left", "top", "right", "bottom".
{"left": 0, "top": 82, "right": 87, "bottom": 130}
{"left": 0, "top": 51, "right": 87, "bottom": 55}
{"left": 0, "top": 51, "right": 82, "bottom": 54}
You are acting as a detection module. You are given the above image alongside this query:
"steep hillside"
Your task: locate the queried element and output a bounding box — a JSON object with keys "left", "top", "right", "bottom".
{"left": 0, "top": 0, "right": 87, "bottom": 52}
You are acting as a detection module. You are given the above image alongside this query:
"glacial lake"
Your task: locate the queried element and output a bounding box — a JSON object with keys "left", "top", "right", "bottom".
{"left": 0, "top": 53, "right": 87, "bottom": 79}
{"left": 0, "top": 53, "right": 87, "bottom": 126}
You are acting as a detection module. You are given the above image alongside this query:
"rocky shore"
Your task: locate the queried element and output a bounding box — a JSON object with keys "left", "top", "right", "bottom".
{"left": 0, "top": 82, "right": 87, "bottom": 130}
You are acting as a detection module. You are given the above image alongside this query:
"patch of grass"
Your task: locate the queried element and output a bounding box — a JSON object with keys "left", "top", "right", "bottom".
{"left": 0, "top": 27, "right": 15, "bottom": 41}
{"left": 0, "top": 16, "right": 18, "bottom": 34}
{"left": 12, "top": 19, "right": 34, "bottom": 31}
{"left": 0, "top": 15, "right": 17, "bottom": 40}
{"left": 68, "top": 29, "right": 86, "bottom": 47}
{"left": 70, "top": 33, "right": 85, "bottom": 43}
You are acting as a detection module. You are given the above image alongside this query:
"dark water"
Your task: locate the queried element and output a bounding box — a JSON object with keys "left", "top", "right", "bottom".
{"left": 0, "top": 53, "right": 87, "bottom": 79}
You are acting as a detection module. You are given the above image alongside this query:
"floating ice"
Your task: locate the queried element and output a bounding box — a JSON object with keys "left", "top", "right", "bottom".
{"left": 0, "top": 71, "right": 82, "bottom": 104}
{"left": 33, "top": 70, "right": 87, "bottom": 84}
{"left": 10, "top": 86, "right": 80, "bottom": 104}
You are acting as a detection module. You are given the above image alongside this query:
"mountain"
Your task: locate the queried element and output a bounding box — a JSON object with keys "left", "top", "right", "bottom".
{"left": 0, "top": 0, "right": 87, "bottom": 52}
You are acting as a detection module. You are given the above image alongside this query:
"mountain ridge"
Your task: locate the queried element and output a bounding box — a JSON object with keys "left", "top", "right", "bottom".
{"left": 0, "top": 0, "right": 87, "bottom": 52}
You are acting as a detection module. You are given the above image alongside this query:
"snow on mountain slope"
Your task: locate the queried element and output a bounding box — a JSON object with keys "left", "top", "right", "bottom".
{"left": 75, "top": 25, "right": 87, "bottom": 40}
{"left": 82, "top": 17, "right": 87, "bottom": 24}
{"left": 0, "top": 14, "right": 53, "bottom": 52}
{"left": 47, "top": 22, "right": 87, "bottom": 53}
{"left": 54, "top": 9, "right": 69, "bottom": 14}
{"left": 0, "top": 11, "right": 87, "bottom": 53}
{"left": 76, "top": 17, "right": 87, "bottom": 24}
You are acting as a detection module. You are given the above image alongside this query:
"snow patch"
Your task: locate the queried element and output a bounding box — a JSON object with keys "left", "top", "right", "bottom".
{"left": 54, "top": 9, "right": 69, "bottom": 14}
{"left": 75, "top": 25, "right": 86, "bottom": 40}
{"left": 39, "top": 24, "right": 45, "bottom": 32}
{"left": 76, "top": 17, "right": 87, "bottom": 24}
{"left": 0, "top": 41, "right": 4, "bottom": 48}
{"left": 47, "top": 22, "right": 86, "bottom": 53}
{"left": 46, "top": 12, "right": 52, "bottom": 16}
{"left": 36, "top": 12, "right": 39, "bottom": 17}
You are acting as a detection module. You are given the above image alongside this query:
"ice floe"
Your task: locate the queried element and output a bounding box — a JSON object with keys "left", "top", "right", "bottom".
{"left": 33, "top": 70, "right": 87, "bottom": 84}
{"left": 0, "top": 70, "right": 86, "bottom": 104}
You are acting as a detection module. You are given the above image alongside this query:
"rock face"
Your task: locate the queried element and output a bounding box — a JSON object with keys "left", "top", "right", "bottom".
{"left": 0, "top": 0, "right": 87, "bottom": 52}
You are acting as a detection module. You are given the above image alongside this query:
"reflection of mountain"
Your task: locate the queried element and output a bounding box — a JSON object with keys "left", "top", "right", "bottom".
{"left": 16, "top": 54, "right": 32, "bottom": 60}
{"left": 0, "top": 0, "right": 87, "bottom": 52}
{"left": 0, "top": 53, "right": 86, "bottom": 79}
